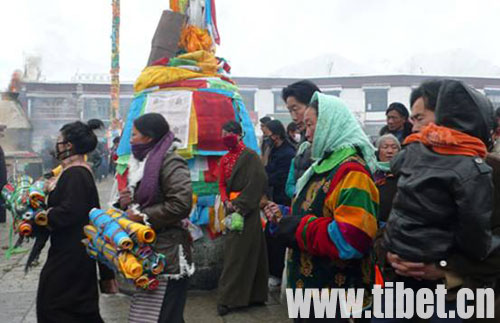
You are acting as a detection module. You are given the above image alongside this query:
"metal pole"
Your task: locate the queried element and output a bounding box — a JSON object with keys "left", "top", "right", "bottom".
{"left": 110, "top": 0, "right": 120, "bottom": 121}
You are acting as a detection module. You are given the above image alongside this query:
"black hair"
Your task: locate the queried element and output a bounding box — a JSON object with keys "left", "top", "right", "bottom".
{"left": 133, "top": 113, "right": 170, "bottom": 142}
{"left": 308, "top": 99, "right": 319, "bottom": 115}
{"left": 281, "top": 80, "right": 321, "bottom": 105}
{"left": 266, "top": 120, "right": 287, "bottom": 140}
{"left": 87, "top": 119, "right": 105, "bottom": 130}
{"left": 410, "top": 79, "right": 444, "bottom": 112}
{"left": 287, "top": 122, "right": 298, "bottom": 134}
{"left": 113, "top": 136, "right": 121, "bottom": 144}
{"left": 60, "top": 121, "right": 99, "bottom": 154}
{"left": 222, "top": 120, "right": 242, "bottom": 135}
{"left": 386, "top": 102, "right": 409, "bottom": 119}
{"left": 259, "top": 116, "right": 272, "bottom": 125}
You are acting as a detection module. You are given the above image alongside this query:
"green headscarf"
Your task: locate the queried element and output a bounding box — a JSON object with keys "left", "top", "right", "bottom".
{"left": 296, "top": 92, "right": 377, "bottom": 195}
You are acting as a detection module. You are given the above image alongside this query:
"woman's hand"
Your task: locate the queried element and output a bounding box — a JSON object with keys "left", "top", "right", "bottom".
{"left": 263, "top": 202, "right": 281, "bottom": 223}
{"left": 100, "top": 279, "right": 119, "bottom": 294}
{"left": 119, "top": 189, "right": 132, "bottom": 209}
{"left": 126, "top": 209, "right": 144, "bottom": 223}
{"left": 224, "top": 201, "right": 235, "bottom": 213}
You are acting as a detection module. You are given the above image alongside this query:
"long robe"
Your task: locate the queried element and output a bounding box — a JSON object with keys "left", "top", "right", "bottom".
{"left": 37, "top": 166, "right": 108, "bottom": 323}
{"left": 217, "top": 148, "right": 269, "bottom": 307}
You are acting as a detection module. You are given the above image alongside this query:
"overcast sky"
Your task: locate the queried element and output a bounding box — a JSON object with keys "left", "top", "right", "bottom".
{"left": 1, "top": 0, "right": 500, "bottom": 88}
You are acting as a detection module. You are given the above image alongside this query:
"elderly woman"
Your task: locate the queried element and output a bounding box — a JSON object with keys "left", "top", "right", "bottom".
{"left": 37, "top": 121, "right": 116, "bottom": 323}
{"left": 271, "top": 93, "right": 379, "bottom": 322}
{"left": 217, "top": 121, "right": 269, "bottom": 316}
{"left": 374, "top": 134, "right": 401, "bottom": 224}
{"left": 118, "top": 113, "right": 193, "bottom": 323}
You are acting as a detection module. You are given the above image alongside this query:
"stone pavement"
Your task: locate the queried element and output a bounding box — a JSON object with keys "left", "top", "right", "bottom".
{"left": 0, "top": 178, "right": 290, "bottom": 323}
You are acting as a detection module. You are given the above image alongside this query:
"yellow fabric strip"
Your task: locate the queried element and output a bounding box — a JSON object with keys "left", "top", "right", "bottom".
{"left": 333, "top": 205, "right": 377, "bottom": 238}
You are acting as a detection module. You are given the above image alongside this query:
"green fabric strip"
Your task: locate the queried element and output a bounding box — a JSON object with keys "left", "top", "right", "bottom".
{"left": 313, "top": 147, "right": 357, "bottom": 174}
{"left": 302, "top": 216, "right": 317, "bottom": 252}
{"left": 338, "top": 187, "right": 378, "bottom": 217}
{"left": 376, "top": 161, "right": 391, "bottom": 172}
{"left": 168, "top": 58, "right": 197, "bottom": 67}
{"left": 192, "top": 181, "right": 219, "bottom": 196}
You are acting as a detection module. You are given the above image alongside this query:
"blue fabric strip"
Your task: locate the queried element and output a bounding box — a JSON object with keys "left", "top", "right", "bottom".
{"left": 117, "top": 94, "right": 146, "bottom": 156}
{"left": 233, "top": 99, "right": 260, "bottom": 154}
{"left": 327, "top": 221, "right": 363, "bottom": 259}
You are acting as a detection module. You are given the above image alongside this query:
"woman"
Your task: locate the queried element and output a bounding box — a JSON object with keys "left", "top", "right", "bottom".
{"left": 287, "top": 121, "right": 301, "bottom": 148}
{"left": 119, "top": 113, "right": 194, "bottom": 323}
{"left": 264, "top": 120, "right": 296, "bottom": 287}
{"left": 273, "top": 93, "right": 379, "bottom": 322}
{"left": 373, "top": 134, "right": 401, "bottom": 224}
{"left": 37, "top": 121, "right": 116, "bottom": 323}
{"left": 217, "top": 121, "right": 269, "bottom": 316}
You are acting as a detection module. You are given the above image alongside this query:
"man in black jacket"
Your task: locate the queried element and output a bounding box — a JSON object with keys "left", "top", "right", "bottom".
{"left": 379, "top": 102, "right": 413, "bottom": 143}
{"left": 380, "top": 80, "right": 497, "bottom": 321}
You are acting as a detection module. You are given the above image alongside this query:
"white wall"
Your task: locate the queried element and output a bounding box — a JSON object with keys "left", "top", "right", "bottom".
{"left": 388, "top": 86, "right": 412, "bottom": 110}
{"left": 340, "top": 88, "right": 364, "bottom": 114}
{"left": 254, "top": 89, "right": 274, "bottom": 119}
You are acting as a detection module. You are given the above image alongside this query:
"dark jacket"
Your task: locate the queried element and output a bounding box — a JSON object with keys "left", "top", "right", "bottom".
{"left": 139, "top": 151, "right": 194, "bottom": 276}
{"left": 384, "top": 80, "right": 496, "bottom": 263}
{"left": 379, "top": 121, "right": 413, "bottom": 143}
{"left": 265, "top": 140, "right": 296, "bottom": 205}
{"left": 374, "top": 170, "right": 398, "bottom": 224}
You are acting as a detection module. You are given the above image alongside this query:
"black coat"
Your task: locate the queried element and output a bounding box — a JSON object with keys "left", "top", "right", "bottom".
{"left": 379, "top": 122, "right": 413, "bottom": 143}
{"left": 265, "top": 140, "right": 296, "bottom": 205}
{"left": 383, "top": 80, "right": 496, "bottom": 263}
{"left": 37, "top": 167, "right": 113, "bottom": 323}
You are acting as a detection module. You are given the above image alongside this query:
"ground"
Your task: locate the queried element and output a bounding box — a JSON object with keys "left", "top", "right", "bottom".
{"left": 0, "top": 177, "right": 289, "bottom": 323}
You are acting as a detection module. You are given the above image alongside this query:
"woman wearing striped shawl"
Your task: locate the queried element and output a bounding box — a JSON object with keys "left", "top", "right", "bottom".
{"left": 272, "top": 93, "right": 379, "bottom": 322}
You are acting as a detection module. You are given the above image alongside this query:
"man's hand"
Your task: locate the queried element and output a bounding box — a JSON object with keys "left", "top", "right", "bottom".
{"left": 100, "top": 279, "right": 119, "bottom": 294}
{"left": 387, "top": 252, "right": 445, "bottom": 280}
{"left": 119, "top": 189, "right": 132, "bottom": 209}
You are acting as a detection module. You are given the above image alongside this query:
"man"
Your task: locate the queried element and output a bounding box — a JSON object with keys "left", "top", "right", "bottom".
{"left": 259, "top": 116, "right": 272, "bottom": 166}
{"left": 282, "top": 80, "right": 320, "bottom": 136}
{"left": 379, "top": 102, "right": 412, "bottom": 143}
{"left": 382, "top": 79, "right": 498, "bottom": 322}
{"left": 281, "top": 80, "right": 321, "bottom": 197}
{"left": 409, "top": 79, "right": 442, "bottom": 132}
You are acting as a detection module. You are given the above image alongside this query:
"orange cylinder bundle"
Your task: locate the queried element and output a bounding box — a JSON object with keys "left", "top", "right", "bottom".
{"left": 18, "top": 221, "right": 32, "bottom": 236}
{"left": 106, "top": 209, "right": 156, "bottom": 244}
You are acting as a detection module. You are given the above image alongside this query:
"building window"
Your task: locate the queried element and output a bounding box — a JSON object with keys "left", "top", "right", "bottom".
{"left": 485, "top": 89, "right": 500, "bottom": 108}
{"left": 84, "top": 98, "right": 110, "bottom": 121}
{"left": 240, "top": 90, "right": 255, "bottom": 111}
{"left": 365, "top": 88, "right": 388, "bottom": 112}
{"left": 273, "top": 90, "right": 287, "bottom": 113}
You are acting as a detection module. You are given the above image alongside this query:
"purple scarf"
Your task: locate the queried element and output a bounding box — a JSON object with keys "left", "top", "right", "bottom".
{"left": 133, "top": 131, "right": 175, "bottom": 208}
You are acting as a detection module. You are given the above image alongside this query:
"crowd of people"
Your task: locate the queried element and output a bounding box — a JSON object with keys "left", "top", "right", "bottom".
{"left": 13, "top": 77, "right": 500, "bottom": 322}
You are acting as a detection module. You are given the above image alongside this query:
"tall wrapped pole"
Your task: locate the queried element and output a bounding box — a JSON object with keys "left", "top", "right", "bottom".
{"left": 110, "top": 0, "right": 120, "bottom": 120}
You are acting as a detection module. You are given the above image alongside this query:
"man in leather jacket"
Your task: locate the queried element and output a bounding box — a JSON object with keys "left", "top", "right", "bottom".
{"left": 383, "top": 80, "right": 500, "bottom": 322}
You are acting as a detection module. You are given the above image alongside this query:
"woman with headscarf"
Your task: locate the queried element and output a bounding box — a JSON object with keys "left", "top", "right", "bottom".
{"left": 373, "top": 134, "right": 401, "bottom": 224}
{"left": 217, "top": 121, "right": 269, "bottom": 316}
{"left": 118, "top": 113, "right": 194, "bottom": 323}
{"left": 36, "top": 121, "right": 116, "bottom": 323}
{"left": 272, "top": 93, "right": 379, "bottom": 322}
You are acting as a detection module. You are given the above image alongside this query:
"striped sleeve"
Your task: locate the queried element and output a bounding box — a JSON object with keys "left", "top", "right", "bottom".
{"left": 295, "top": 161, "right": 379, "bottom": 260}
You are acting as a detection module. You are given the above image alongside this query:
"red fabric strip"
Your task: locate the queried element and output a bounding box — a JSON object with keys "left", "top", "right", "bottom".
{"left": 193, "top": 91, "right": 235, "bottom": 151}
